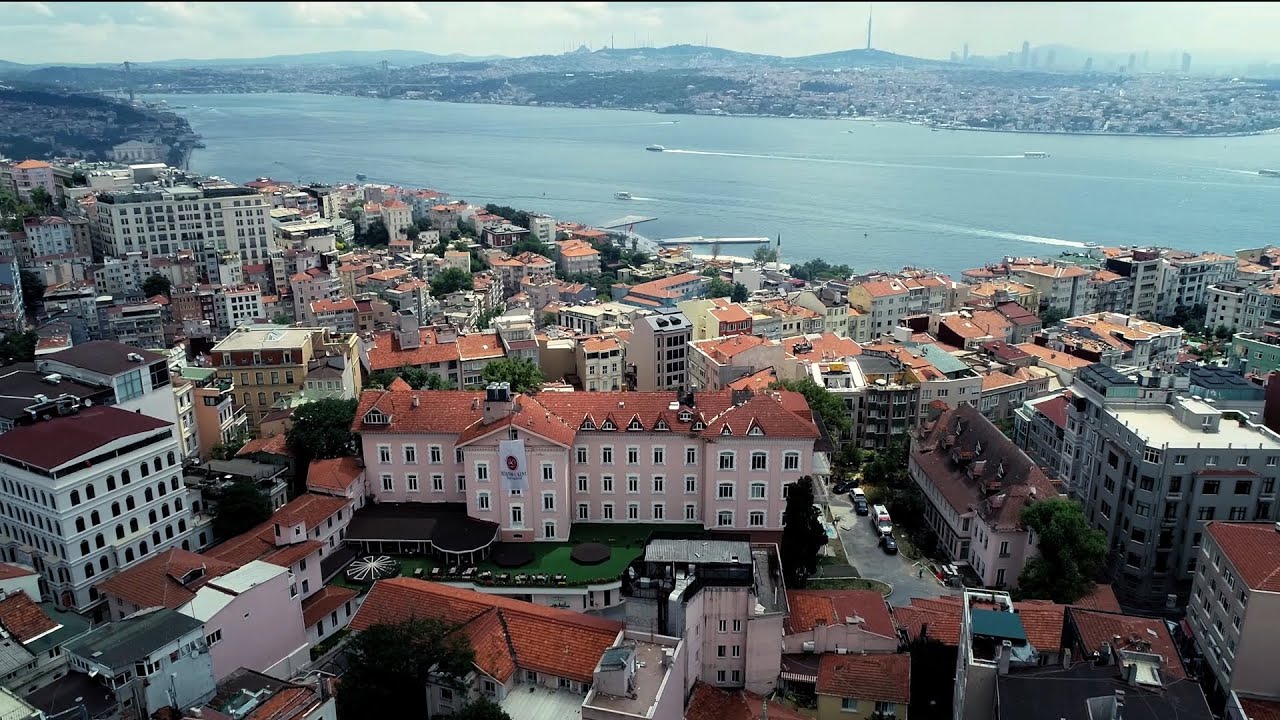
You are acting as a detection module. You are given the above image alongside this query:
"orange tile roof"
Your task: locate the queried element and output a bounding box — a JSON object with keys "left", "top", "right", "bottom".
{"left": 1203, "top": 521, "right": 1280, "bottom": 592}
{"left": 782, "top": 333, "right": 861, "bottom": 361}
{"left": 1068, "top": 608, "right": 1185, "bottom": 679}
{"left": 1015, "top": 342, "right": 1092, "bottom": 370}
{"left": 0, "top": 563, "right": 35, "bottom": 581}
{"left": 684, "top": 682, "right": 809, "bottom": 720}
{"left": 386, "top": 377, "right": 412, "bottom": 392}
{"left": 727, "top": 367, "right": 778, "bottom": 393}
{"left": 1013, "top": 599, "right": 1066, "bottom": 651}
{"left": 694, "top": 334, "right": 771, "bottom": 363}
{"left": 301, "top": 585, "right": 359, "bottom": 628}
{"left": 351, "top": 578, "right": 622, "bottom": 683}
{"left": 204, "top": 512, "right": 323, "bottom": 569}
{"left": 310, "top": 297, "right": 358, "bottom": 314}
{"left": 241, "top": 686, "right": 317, "bottom": 720}
{"left": 237, "top": 434, "right": 290, "bottom": 458}
{"left": 856, "top": 279, "right": 909, "bottom": 298}
{"left": 1071, "top": 584, "right": 1122, "bottom": 613}
{"left": 816, "top": 652, "right": 911, "bottom": 704}
{"left": 711, "top": 304, "right": 752, "bottom": 324}
{"left": 13, "top": 160, "right": 51, "bottom": 169}
{"left": 455, "top": 332, "right": 505, "bottom": 360}
{"left": 0, "top": 591, "right": 59, "bottom": 642}
{"left": 981, "top": 371, "right": 1023, "bottom": 391}
{"left": 1239, "top": 697, "right": 1280, "bottom": 720}
{"left": 456, "top": 394, "right": 578, "bottom": 447}
{"left": 272, "top": 493, "right": 350, "bottom": 530}
{"left": 784, "top": 589, "right": 895, "bottom": 639}
{"left": 581, "top": 336, "right": 621, "bottom": 353}
{"left": 94, "top": 548, "right": 239, "bottom": 611}
{"left": 309, "top": 453, "right": 366, "bottom": 491}
{"left": 366, "top": 329, "right": 460, "bottom": 371}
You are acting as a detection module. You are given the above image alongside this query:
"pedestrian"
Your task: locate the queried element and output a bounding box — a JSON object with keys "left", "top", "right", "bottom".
{"left": 917, "top": 567, "right": 924, "bottom": 579}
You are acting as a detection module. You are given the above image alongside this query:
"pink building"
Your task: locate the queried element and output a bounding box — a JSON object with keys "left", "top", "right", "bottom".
{"left": 9, "top": 160, "right": 56, "bottom": 203}
{"left": 352, "top": 384, "right": 820, "bottom": 538}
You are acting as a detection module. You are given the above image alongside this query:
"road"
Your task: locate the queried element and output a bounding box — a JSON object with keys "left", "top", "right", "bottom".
{"left": 823, "top": 485, "right": 949, "bottom": 605}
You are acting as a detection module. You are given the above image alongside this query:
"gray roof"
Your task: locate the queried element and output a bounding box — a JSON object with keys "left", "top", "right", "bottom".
{"left": 997, "top": 661, "right": 1213, "bottom": 720}
{"left": 645, "top": 538, "right": 752, "bottom": 565}
{"left": 67, "top": 608, "right": 202, "bottom": 670}
{"left": 0, "top": 632, "right": 35, "bottom": 676}
{"left": 0, "top": 364, "right": 111, "bottom": 421}
{"left": 42, "top": 341, "right": 166, "bottom": 376}
{"left": 640, "top": 311, "right": 688, "bottom": 331}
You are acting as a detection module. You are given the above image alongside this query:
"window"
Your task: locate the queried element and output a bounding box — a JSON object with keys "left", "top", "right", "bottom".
{"left": 116, "top": 369, "right": 144, "bottom": 402}
{"left": 653, "top": 503, "right": 664, "bottom": 520}
{"left": 476, "top": 462, "right": 489, "bottom": 482}
{"left": 457, "top": 475, "right": 466, "bottom": 492}
{"left": 717, "top": 510, "right": 733, "bottom": 526}
{"left": 602, "top": 475, "right": 614, "bottom": 493}
{"left": 510, "top": 505, "right": 523, "bottom": 527}
{"left": 576, "top": 446, "right": 588, "bottom": 464}
{"left": 1235, "top": 480, "right": 1253, "bottom": 495}
{"left": 1143, "top": 448, "right": 1161, "bottom": 463}
{"left": 601, "top": 446, "right": 614, "bottom": 465}
{"left": 403, "top": 445, "right": 417, "bottom": 464}
{"left": 685, "top": 503, "right": 697, "bottom": 521}
{"left": 731, "top": 670, "right": 741, "bottom": 683}
{"left": 602, "top": 502, "right": 615, "bottom": 520}
{"left": 733, "top": 620, "right": 742, "bottom": 632}
{"left": 999, "top": 541, "right": 1010, "bottom": 557}
{"left": 541, "top": 463, "right": 554, "bottom": 482}
{"left": 627, "top": 503, "right": 639, "bottom": 520}
{"left": 716, "top": 670, "right": 726, "bottom": 684}
{"left": 578, "top": 503, "right": 590, "bottom": 520}
{"left": 732, "top": 645, "right": 741, "bottom": 657}
{"left": 543, "top": 493, "right": 555, "bottom": 511}
{"left": 751, "top": 452, "right": 767, "bottom": 471}
{"left": 206, "top": 629, "right": 223, "bottom": 646}
{"left": 377, "top": 445, "right": 391, "bottom": 464}
{"left": 685, "top": 447, "right": 697, "bottom": 465}
{"left": 784, "top": 452, "right": 801, "bottom": 471}
{"left": 653, "top": 447, "right": 665, "bottom": 465}
{"left": 874, "top": 701, "right": 896, "bottom": 715}
{"left": 626, "top": 447, "right": 640, "bottom": 465}
{"left": 685, "top": 476, "right": 697, "bottom": 494}
{"left": 428, "top": 445, "right": 442, "bottom": 464}
{"left": 1206, "top": 455, "right": 1219, "bottom": 467}
{"left": 749, "top": 511, "right": 765, "bottom": 526}
{"left": 627, "top": 475, "right": 639, "bottom": 493}
{"left": 433, "top": 474, "right": 446, "bottom": 492}
{"left": 750, "top": 482, "right": 766, "bottom": 500}
{"left": 1238, "top": 455, "right": 1250, "bottom": 467}
{"left": 381, "top": 474, "right": 393, "bottom": 492}
{"left": 477, "top": 492, "right": 490, "bottom": 511}
{"left": 718, "top": 482, "right": 735, "bottom": 499}
{"left": 543, "top": 521, "right": 555, "bottom": 539}
{"left": 1175, "top": 454, "right": 1187, "bottom": 465}
{"left": 1265, "top": 478, "right": 1276, "bottom": 494}
{"left": 718, "top": 452, "right": 735, "bottom": 471}
{"left": 718, "top": 620, "right": 727, "bottom": 633}
{"left": 577, "top": 475, "right": 589, "bottom": 493}
{"left": 1230, "top": 506, "right": 1248, "bottom": 520}
{"left": 717, "top": 645, "right": 726, "bottom": 658}
{"left": 1198, "top": 506, "right": 1215, "bottom": 521}
{"left": 841, "top": 698, "right": 860, "bottom": 712}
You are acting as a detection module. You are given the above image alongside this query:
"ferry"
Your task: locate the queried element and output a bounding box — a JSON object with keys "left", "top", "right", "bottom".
{"left": 1023, "top": 151, "right": 1050, "bottom": 159}
{"left": 1260, "top": 169, "right": 1280, "bottom": 178}
{"left": 645, "top": 144, "right": 665, "bottom": 152}
{"left": 614, "top": 191, "right": 633, "bottom": 200}
{"left": 355, "top": 173, "right": 368, "bottom": 181}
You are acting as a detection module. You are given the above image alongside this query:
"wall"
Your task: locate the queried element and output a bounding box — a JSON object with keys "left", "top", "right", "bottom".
{"left": 744, "top": 611, "right": 783, "bottom": 695}
{"left": 781, "top": 623, "right": 899, "bottom": 655}
{"left": 817, "top": 695, "right": 908, "bottom": 720}
{"left": 196, "top": 569, "right": 309, "bottom": 681}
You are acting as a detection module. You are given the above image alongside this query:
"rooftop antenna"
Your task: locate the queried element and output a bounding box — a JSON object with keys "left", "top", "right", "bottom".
{"left": 866, "top": 3, "right": 873, "bottom": 50}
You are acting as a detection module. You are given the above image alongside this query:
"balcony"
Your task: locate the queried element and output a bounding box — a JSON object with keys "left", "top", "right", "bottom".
{"left": 220, "top": 404, "right": 250, "bottom": 434}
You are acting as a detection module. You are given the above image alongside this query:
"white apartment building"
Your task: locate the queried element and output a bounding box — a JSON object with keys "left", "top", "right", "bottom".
{"left": 20, "top": 217, "right": 76, "bottom": 261}
{"left": 527, "top": 214, "right": 555, "bottom": 244}
{"left": 0, "top": 405, "right": 196, "bottom": 615}
{"left": 848, "top": 272, "right": 965, "bottom": 342}
{"left": 630, "top": 310, "right": 691, "bottom": 392}
{"left": 1207, "top": 278, "right": 1280, "bottom": 334}
{"left": 1188, "top": 522, "right": 1280, "bottom": 702}
{"left": 218, "top": 284, "right": 266, "bottom": 332}
{"left": 92, "top": 182, "right": 271, "bottom": 275}
{"left": 35, "top": 342, "right": 179, "bottom": 431}
{"left": 1159, "top": 251, "right": 1238, "bottom": 319}
{"left": 1009, "top": 263, "right": 1091, "bottom": 316}
{"left": 93, "top": 252, "right": 150, "bottom": 297}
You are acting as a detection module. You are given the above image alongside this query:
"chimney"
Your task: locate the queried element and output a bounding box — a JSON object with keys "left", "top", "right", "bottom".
{"left": 998, "top": 640, "right": 1012, "bottom": 675}
{"left": 396, "top": 310, "right": 420, "bottom": 349}
{"left": 1124, "top": 661, "right": 1139, "bottom": 687}
{"left": 1114, "top": 689, "right": 1126, "bottom": 720}
{"left": 1062, "top": 647, "right": 1072, "bottom": 668}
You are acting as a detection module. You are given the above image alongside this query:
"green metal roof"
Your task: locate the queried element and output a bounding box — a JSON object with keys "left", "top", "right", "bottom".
{"left": 914, "top": 344, "right": 971, "bottom": 376}
{"left": 970, "top": 609, "right": 1027, "bottom": 642}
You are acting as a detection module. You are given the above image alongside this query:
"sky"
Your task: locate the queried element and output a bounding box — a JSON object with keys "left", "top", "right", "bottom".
{"left": 3, "top": 1, "right": 1280, "bottom": 65}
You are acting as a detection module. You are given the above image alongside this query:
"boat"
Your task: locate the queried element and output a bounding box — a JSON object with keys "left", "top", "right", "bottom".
{"left": 355, "top": 173, "right": 368, "bottom": 181}
{"left": 1023, "top": 151, "right": 1050, "bottom": 158}
{"left": 614, "top": 191, "right": 633, "bottom": 200}
{"left": 1260, "top": 169, "right": 1280, "bottom": 178}
{"left": 1083, "top": 242, "right": 1100, "bottom": 249}
{"left": 645, "top": 144, "right": 665, "bottom": 152}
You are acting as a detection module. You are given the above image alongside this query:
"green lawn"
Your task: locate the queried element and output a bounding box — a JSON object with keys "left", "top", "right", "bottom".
{"left": 805, "top": 577, "right": 893, "bottom": 596}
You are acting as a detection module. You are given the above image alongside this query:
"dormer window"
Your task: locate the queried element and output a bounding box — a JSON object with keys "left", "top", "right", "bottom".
{"left": 627, "top": 416, "right": 644, "bottom": 431}
{"left": 364, "top": 408, "right": 389, "bottom": 425}
{"left": 692, "top": 420, "right": 706, "bottom": 431}
{"left": 678, "top": 410, "right": 692, "bottom": 422}
{"left": 601, "top": 418, "right": 616, "bottom": 431}
{"left": 748, "top": 423, "right": 765, "bottom": 436}
{"left": 580, "top": 416, "right": 597, "bottom": 431}
{"left": 720, "top": 424, "right": 733, "bottom": 436}
{"left": 655, "top": 418, "right": 670, "bottom": 431}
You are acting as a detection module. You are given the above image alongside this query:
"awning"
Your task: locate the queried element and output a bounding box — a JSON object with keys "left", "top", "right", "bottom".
{"left": 780, "top": 671, "right": 817, "bottom": 684}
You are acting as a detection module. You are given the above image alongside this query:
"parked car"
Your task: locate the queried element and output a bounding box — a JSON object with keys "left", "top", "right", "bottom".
{"left": 852, "top": 497, "right": 870, "bottom": 515}
{"left": 880, "top": 534, "right": 898, "bottom": 554}
{"left": 831, "top": 481, "right": 851, "bottom": 494}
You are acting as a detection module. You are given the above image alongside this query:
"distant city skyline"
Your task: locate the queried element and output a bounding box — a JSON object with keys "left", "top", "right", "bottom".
{"left": 2, "top": 1, "right": 1279, "bottom": 66}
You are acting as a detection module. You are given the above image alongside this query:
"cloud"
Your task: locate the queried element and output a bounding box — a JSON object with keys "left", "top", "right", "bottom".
{"left": 0, "top": 2, "right": 1277, "bottom": 65}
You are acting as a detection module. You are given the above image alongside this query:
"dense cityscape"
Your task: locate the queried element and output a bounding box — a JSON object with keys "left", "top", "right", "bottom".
{"left": 1, "top": 7, "right": 1280, "bottom": 720}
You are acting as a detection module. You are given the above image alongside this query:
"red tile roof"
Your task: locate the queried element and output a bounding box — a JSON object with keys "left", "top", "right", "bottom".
{"left": 1013, "top": 599, "right": 1066, "bottom": 651}
{"left": 1068, "top": 608, "right": 1185, "bottom": 679}
{"left": 727, "top": 367, "right": 778, "bottom": 393}
{"left": 204, "top": 513, "right": 323, "bottom": 569}
{"left": 272, "top": 493, "right": 350, "bottom": 530}
{"left": 1204, "top": 521, "right": 1280, "bottom": 592}
{"left": 94, "top": 548, "right": 238, "bottom": 611}
{"left": 0, "top": 406, "right": 171, "bottom": 471}
{"left": 455, "top": 332, "right": 505, "bottom": 360}
{"left": 301, "top": 585, "right": 359, "bottom": 628}
{"left": 366, "top": 328, "right": 461, "bottom": 371}
{"left": 783, "top": 333, "right": 861, "bottom": 361}
{"left": 784, "top": 589, "right": 895, "bottom": 639}
{"left": 237, "top": 434, "right": 290, "bottom": 458}
{"left": 1071, "top": 584, "right": 1122, "bottom": 613}
{"left": 684, "top": 682, "right": 809, "bottom": 720}
{"left": 1239, "top": 697, "right": 1280, "bottom": 720}
{"left": 816, "top": 652, "right": 911, "bottom": 704}
{"left": 0, "top": 563, "right": 36, "bottom": 581}
{"left": 0, "top": 591, "right": 59, "bottom": 642}
{"left": 456, "top": 394, "right": 578, "bottom": 447}
{"left": 351, "top": 578, "right": 622, "bottom": 683}
{"left": 306, "top": 457, "right": 362, "bottom": 495}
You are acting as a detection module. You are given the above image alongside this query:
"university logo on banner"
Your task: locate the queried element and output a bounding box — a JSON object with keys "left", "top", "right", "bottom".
{"left": 498, "top": 438, "right": 529, "bottom": 493}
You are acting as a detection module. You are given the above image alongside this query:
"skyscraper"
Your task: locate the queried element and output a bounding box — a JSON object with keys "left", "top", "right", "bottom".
{"left": 1084, "top": 57, "right": 1093, "bottom": 71}
{"left": 1020, "top": 41, "right": 1030, "bottom": 67}
{"left": 962, "top": 42, "right": 969, "bottom": 62}
{"left": 1128, "top": 53, "right": 1137, "bottom": 72}
{"left": 1181, "top": 52, "right": 1192, "bottom": 73}
{"left": 1046, "top": 49, "right": 1056, "bottom": 68}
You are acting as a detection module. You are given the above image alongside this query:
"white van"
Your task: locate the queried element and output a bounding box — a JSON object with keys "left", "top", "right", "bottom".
{"left": 871, "top": 504, "right": 893, "bottom": 535}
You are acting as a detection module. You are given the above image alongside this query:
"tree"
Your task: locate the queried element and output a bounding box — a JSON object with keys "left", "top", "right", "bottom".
{"left": 212, "top": 479, "right": 271, "bottom": 539}
{"left": 28, "top": 187, "right": 53, "bottom": 214}
{"left": 272, "top": 313, "right": 292, "bottom": 325}
{"left": 1015, "top": 498, "right": 1108, "bottom": 604}
{"left": 405, "top": 225, "right": 420, "bottom": 242}
{"left": 701, "top": 267, "right": 721, "bottom": 278}
{"left": 705, "top": 276, "right": 733, "bottom": 298}
{"left": 730, "top": 282, "right": 749, "bottom": 303}
{"left": 1214, "top": 324, "right": 1233, "bottom": 340}
{"left": 368, "top": 366, "right": 455, "bottom": 390}
{"left": 141, "top": 274, "right": 172, "bottom": 298}
{"left": 286, "top": 398, "right": 360, "bottom": 461}
{"left": 363, "top": 219, "right": 391, "bottom": 246}
{"left": 480, "top": 357, "right": 544, "bottom": 393}
{"left": 70, "top": 170, "right": 88, "bottom": 187}
{"left": 541, "top": 311, "right": 558, "bottom": 327}
{"left": 337, "top": 618, "right": 476, "bottom": 720}
{"left": 510, "top": 236, "right": 548, "bottom": 256}
{"left": 789, "top": 258, "right": 853, "bottom": 283}
{"left": 454, "top": 698, "right": 514, "bottom": 720}
{"left": 771, "top": 378, "right": 851, "bottom": 438}
{"left": 19, "top": 270, "right": 44, "bottom": 317}
{"left": 474, "top": 306, "right": 504, "bottom": 330}
{"left": 0, "top": 331, "right": 38, "bottom": 362}
{"left": 752, "top": 245, "right": 778, "bottom": 265}
{"left": 1038, "top": 306, "right": 1067, "bottom": 326}
{"left": 781, "top": 477, "right": 827, "bottom": 587}
{"left": 431, "top": 267, "right": 474, "bottom": 298}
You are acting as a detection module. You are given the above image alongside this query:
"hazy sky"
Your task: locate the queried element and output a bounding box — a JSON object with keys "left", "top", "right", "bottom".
{"left": 3, "top": 1, "right": 1279, "bottom": 64}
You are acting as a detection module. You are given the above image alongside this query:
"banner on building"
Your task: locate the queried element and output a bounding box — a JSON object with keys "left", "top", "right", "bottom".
{"left": 499, "top": 439, "right": 529, "bottom": 493}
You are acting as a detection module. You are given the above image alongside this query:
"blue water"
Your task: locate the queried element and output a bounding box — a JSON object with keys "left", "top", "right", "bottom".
{"left": 156, "top": 93, "right": 1280, "bottom": 276}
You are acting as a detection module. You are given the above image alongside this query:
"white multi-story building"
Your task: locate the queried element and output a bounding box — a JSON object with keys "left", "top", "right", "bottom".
{"left": 35, "top": 342, "right": 179, "bottom": 430}
{"left": 20, "top": 216, "right": 76, "bottom": 261}
{"left": 0, "top": 405, "right": 195, "bottom": 615}
{"left": 1207, "top": 278, "right": 1280, "bottom": 334}
{"left": 217, "top": 284, "right": 266, "bottom": 332}
{"left": 629, "top": 310, "right": 691, "bottom": 392}
{"left": 527, "top": 213, "right": 555, "bottom": 244}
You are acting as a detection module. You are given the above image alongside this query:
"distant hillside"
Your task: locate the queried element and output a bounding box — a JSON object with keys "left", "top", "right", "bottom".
{"left": 787, "top": 48, "right": 943, "bottom": 69}
{"left": 138, "top": 49, "right": 504, "bottom": 68}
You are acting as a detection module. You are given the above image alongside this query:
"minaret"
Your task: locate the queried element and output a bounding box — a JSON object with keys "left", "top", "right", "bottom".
{"left": 865, "top": 4, "right": 873, "bottom": 50}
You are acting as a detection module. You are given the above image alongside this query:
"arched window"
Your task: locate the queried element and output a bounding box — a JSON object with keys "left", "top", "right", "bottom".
{"left": 165, "top": 525, "right": 174, "bottom": 539}
{"left": 126, "top": 496, "right": 136, "bottom": 511}
{"left": 191, "top": 501, "right": 200, "bottom": 514}
{"left": 153, "top": 458, "right": 162, "bottom": 473}
{"left": 70, "top": 490, "right": 81, "bottom": 506}
{"left": 175, "top": 498, "right": 183, "bottom": 512}
{"left": 157, "top": 482, "right": 166, "bottom": 497}
{"left": 121, "top": 470, "right": 131, "bottom": 485}
{"left": 83, "top": 563, "right": 94, "bottom": 579}
{"left": 151, "top": 531, "right": 161, "bottom": 546}
{"left": 182, "top": 540, "right": 190, "bottom": 551}
{"left": 115, "top": 525, "right": 124, "bottom": 540}
{"left": 106, "top": 475, "right": 116, "bottom": 491}
{"left": 139, "top": 541, "right": 148, "bottom": 556}
{"left": 167, "top": 452, "right": 175, "bottom": 467}
{"left": 144, "top": 488, "right": 154, "bottom": 503}
{"left": 94, "top": 533, "right": 104, "bottom": 549}
{"left": 99, "top": 556, "right": 109, "bottom": 572}
{"left": 170, "top": 477, "right": 179, "bottom": 491}
{"left": 79, "top": 540, "right": 89, "bottom": 556}
{"left": 178, "top": 519, "right": 187, "bottom": 533}
{"left": 74, "top": 517, "right": 85, "bottom": 533}
{"left": 161, "top": 504, "right": 170, "bottom": 518}
{"left": 125, "top": 548, "right": 134, "bottom": 563}
{"left": 90, "top": 511, "right": 100, "bottom": 526}
{"left": 111, "top": 502, "right": 121, "bottom": 517}
{"left": 140, "top": 463, "right": 149, "bottom": 478}
{"left": 148, "top": 510, "right": 157, "bottom": 524}
{"left": 199, "top": 531, "right": 207, "bottom": 546}
{"left": 129, "top": 518, "right": 139, "bottom": 533}
{"left": 85, "top": 484, "right": 96, "bottom": 500}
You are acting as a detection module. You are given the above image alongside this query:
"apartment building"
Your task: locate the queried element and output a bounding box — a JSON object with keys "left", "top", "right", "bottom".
{"left": 556, "top": 238, "right": 601, "bottom": 276}
{"left": 616, "top": 273, "right": 707, "bottom": 309}
{"left": 36, "top": 341, "right": 178, "bottom": 428}
{"left": 679, "top": 298, "right": 756, "bottom": 341}
{"left": 0, "top": 257, "right": 22, "bottom": 334}
{"left": 1013, "top": 392, "right": 1073, "bottom": 482}
{"left": 630, "top": 310, "right": 692, "bottom": 392}
{"left": 575, "top": 335, "right": 624, "bottom": 392}
{"left": 92, "top": 182, "right": 272, "bottom": 273}
{"left": 217, "top": 284, "right": 266, "bottom": 331}
{"left": 687, "top": 335, "right": 785, "bottom": 392}
{"left": 1067, "top": 363, "right": 1280, "bottom": 610}
{"left": 0, "top": 405, "right": 196, "bottom": 614}
{"left": 848, "top": 272, "right": 965, "bottom": 342}
{"left": 210, "top": 326, "right": 361, "bottom": 428}
{"left": 308, "top": 297, "right": 358, "bottom": 334}
{"left": 7, "top": 160, "right": 56, "bottom": 203}
{"left": 290, "top": 267, "right": 340, "bottom": 321}
{"left": 1207, "top": 278, "right": 1280, "bottom": 333}
{"left": 1160, "top": 251, "right": 1238, "bottom": 318}
{"left": 1036, "top": 312, "right": 1183, "bottom": 372}
{"left": 19, "top": 216, "right": 76, "bottom": 261}
{"left": 354, "top": 383, "right": 819, "bottom": 536}
{"left": 1187, "top": 522, "right": 1280, "bottom": 702}
{"left": 1007, "top": 262, "right": 1091, "bottom": 316}
{"left": 105, "top": 302, "right": 165, "bottom": 349}
{"left": 910, "top": 404, "right": 1059, "bottom": 588}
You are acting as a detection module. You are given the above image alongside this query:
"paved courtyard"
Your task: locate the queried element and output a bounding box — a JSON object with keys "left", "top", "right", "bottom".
{"left": 824, "top": 486, "right": 950, "bottom": 605}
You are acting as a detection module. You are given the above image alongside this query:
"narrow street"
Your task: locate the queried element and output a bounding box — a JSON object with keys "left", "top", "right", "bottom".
{"left": 824, "top": 486, "right": 950, "bottom": 605}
